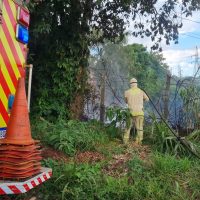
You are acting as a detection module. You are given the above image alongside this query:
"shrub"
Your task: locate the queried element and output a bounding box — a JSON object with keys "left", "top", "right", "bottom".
{"left": 32, "top": 119, "right": 109, "bottom": 156}
{"left": 149, "top": 114, "right": 200, "bottom": 157}
{"left": 106, "top": 107, "right": 132, "bottom": 139}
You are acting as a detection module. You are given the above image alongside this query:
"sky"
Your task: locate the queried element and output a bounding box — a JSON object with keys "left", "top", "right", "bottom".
{"left": 128, "top": 4, "right": 200, "bottom": 77}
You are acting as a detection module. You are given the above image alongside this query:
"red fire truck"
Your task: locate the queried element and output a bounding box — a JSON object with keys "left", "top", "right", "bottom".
{"left": 0, "top": 0, "right": 29, "bottom": 137}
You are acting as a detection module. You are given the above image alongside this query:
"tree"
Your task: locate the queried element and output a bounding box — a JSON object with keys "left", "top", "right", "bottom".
{"left": 87, "top": 42, "right": 169, "bottom": 120}
{"left": 28, "top": 0, "right": 200, "bottom": 120}
{"left": 123, "top": 44, "right": 169, "bottom": 96}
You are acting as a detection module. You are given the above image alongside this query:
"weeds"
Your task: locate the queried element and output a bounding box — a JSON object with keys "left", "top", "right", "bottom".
{"left": 26, "top": 118, "right": 200, "bottom": 200}
{"left": 148, "top": 114, "right": 200, "bottom": 157}
{"left": 152, "top": 153, "right": 191, "bottom": 174}
{"left": 14, "top": 154, "right": 200, "bottom": 200}
{"left": 32, "top": 119, "right": 109, "bottom": 156}
{"left": 106, "top": 107, "right": 132, "bottom": 139}
{"left": 106, "top": 107, "right": 132, "bottom": 129}
{"left": 151, "top": 119, "right": 187, "bottom": 156}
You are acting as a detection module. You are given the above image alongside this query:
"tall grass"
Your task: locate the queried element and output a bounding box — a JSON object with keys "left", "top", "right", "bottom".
{"left": 148, "top": 114, "right": 200, "bottom": 157}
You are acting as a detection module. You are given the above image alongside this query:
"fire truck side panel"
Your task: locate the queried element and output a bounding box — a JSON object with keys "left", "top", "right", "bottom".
{"left": 0, "top": 0, "right": 28, "bottom": 138}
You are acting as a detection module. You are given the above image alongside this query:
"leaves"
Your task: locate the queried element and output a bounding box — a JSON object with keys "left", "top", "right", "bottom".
{"left": 149, "top": 113, "right": 200, "bottom": 157}
{"left": 28, "top": 0, "right": 200, "bottom": 120}
{"left": 38, "top": 119, "right": 109, "bottom": 156}
{"left": 106, "top": 107, "right": 132, "bottom": 129}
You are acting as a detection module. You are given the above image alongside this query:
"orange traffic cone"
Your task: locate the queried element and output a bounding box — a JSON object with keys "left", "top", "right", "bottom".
{"left": 0, "top": 78, "right": 42, "bottom": 180}
{"left": 0, "top": 78, "right": 35, "bottom": 145}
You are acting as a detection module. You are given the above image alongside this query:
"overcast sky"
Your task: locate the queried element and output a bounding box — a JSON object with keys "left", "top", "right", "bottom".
{"left": 128, "top": 4, "right": 200, "bottom": 77}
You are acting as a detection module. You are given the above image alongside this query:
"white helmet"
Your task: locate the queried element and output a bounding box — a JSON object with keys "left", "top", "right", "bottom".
{"left": 130, "top": 78, "right": 137, "bottom": 84}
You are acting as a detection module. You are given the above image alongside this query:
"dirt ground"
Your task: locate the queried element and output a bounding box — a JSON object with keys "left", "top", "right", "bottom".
{"left": 102, "top": 142, "right": 151, "bottom": 177}
{"left": 41, "top": 146, "right": 69, "bottom": 162}
{"left": 42, "top": 141, "right": 151, "bottom": 179}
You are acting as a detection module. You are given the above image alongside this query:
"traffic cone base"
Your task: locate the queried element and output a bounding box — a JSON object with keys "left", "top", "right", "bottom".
{"left": 0, "top": 148, "right": 41, "bottom": 152}
{"left": 0, "top": 166, "right": 41, "bottom": 175}
{"left": 0, "top": 144, "right": 40, "bottom": 151}
{"left": 0, "top": 150, "right": 41, "bottom": 157}
{"left": 0, "top": 169, "right": 41, "bottom": 179}
{"left": 0, "top": 163, "right": 41, "bottom": 170}
{"left": 0, "top": 152, "right": 41, "bottom": 159}
{"left": 0, "top": 160, "right": 40, "bottom": 166}
{"left": 0, "top": 156, "right": 42, "bottom": 163}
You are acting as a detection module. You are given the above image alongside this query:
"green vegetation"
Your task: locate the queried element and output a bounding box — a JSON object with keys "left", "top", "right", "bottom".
{"left": 180, "top": 85, "right": 200, "bottom": 129}
{"left": 15, "top": 147, "right": 200, "bottom": 199}
{"left": 11, "top": 119, "right": 199, "bottom": 200}
{"left": 32, "top": 119, "right": 109, "bottom": 156}
{"left": 106, "top": 107, "right": 132, "bottom": 128}
{"left": 149, "top": 117, "right": 190, "bottom": 156}
{"left": 90, "top": 43, "right": 169, "bottom": 105}
{"left": 123, "top": 44, "right": 168, "bottom": 97}
{"left": 28, "top": 0, "right": 200, "bottom": 120}
{"left": 35, "top": 155, "right": 196, "bottom": 200}
{"left": 15, "top": 1, "right": 200, "bottom": 200}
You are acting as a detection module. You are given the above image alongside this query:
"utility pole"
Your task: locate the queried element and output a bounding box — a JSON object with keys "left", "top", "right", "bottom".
{"left": 163, "top": 72, "right": 171, "bottom": 120}
{"left": 193, "top": 46, "right": 199, "bottom": 79}
{"left": 192, "top": 46, "right": 200, "bottom": 129}
{"left": 194, "top": 46, "right": 199, "bottom": 74}
{"left": 178, "top": 65, "right": 182, "bottom": 79}
{"left": 100, "top": 73, "right": 105, "bottom": 123}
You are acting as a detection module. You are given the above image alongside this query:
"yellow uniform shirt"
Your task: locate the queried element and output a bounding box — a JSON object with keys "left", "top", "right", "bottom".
{"left": 125, "top": 87, "right": 149, "bottom": 116}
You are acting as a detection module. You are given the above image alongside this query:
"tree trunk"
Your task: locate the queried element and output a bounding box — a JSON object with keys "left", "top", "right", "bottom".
{"left": 70, "top": 66, "right": 86, "bottom": 120}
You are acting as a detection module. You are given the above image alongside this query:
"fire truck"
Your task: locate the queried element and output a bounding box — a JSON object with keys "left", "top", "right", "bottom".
{"left": 0, "top": 0, "right": 52, "bottom": 195}
{"left": 0, "top": 0, "right": 29, "bottom": 137}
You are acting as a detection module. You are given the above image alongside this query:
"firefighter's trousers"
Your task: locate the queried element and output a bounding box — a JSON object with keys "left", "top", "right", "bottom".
{"left": 123, "top": 115, "right": 144, "bottom": 144}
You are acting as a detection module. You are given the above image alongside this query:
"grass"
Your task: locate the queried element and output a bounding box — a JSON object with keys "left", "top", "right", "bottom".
{"left": 14, "top": 153, "right": 200, "bottom": 200}
{"left": 31, "top": 118, "right": 110, "bottom": 156}
{"left": 12, "top": 118, "right": 200, "bottom": 200}
{"left": 95, "top": 140, "right": 126, "bottom": 158}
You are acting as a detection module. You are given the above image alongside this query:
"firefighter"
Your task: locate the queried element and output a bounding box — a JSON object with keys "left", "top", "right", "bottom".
{"left": 124, "top": 78, "right": 149, "bottom": 145}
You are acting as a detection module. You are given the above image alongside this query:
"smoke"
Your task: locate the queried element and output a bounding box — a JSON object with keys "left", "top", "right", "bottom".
{"left": 89, "top": 42, "right": 130, "bottom": 108}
